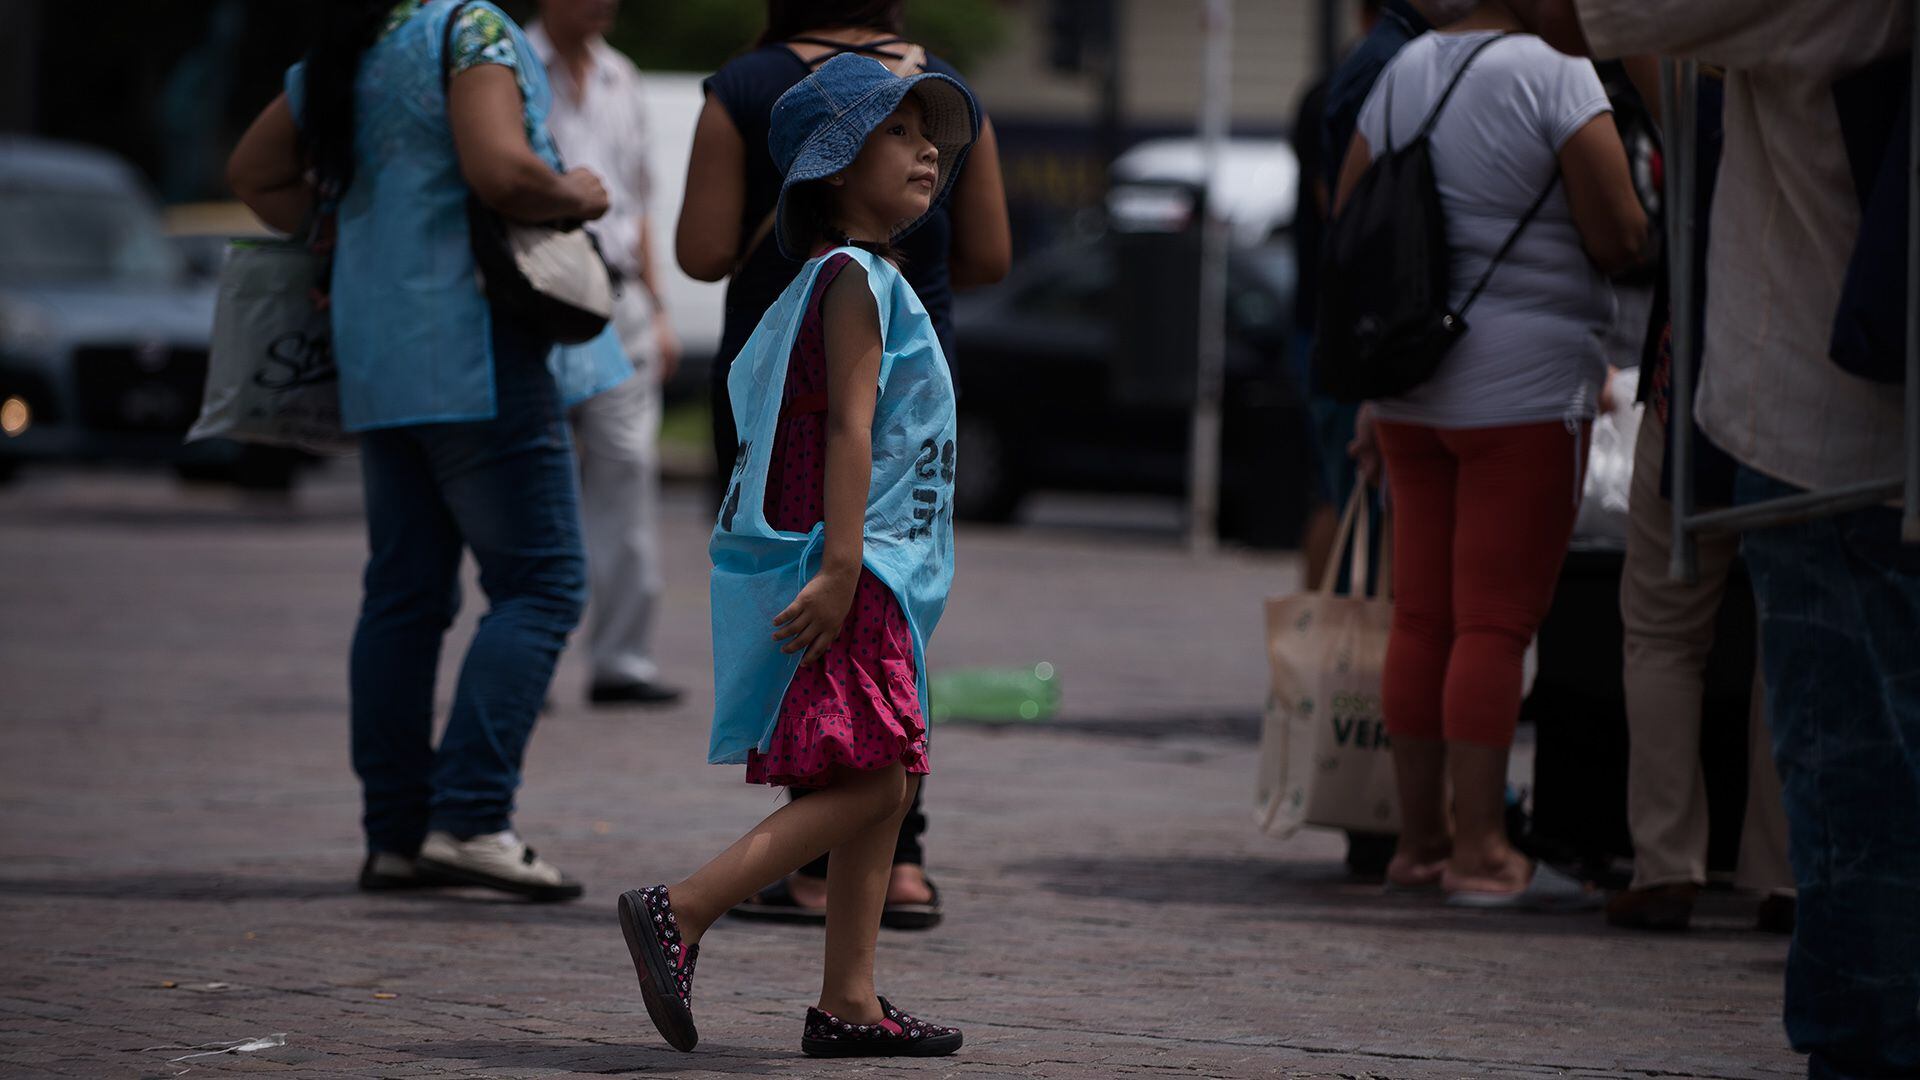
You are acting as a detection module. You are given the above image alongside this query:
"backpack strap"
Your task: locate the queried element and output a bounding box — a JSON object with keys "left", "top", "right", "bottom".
{"left": 1458, "top": 174, "right": 1561, "bottom": 317}
{"left": 1407, "top": 33, "right": 1513, "bottom": 147}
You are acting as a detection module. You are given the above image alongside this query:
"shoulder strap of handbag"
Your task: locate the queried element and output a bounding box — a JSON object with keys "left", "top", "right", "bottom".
{"left": 731, "top": 212, "right": 777, "bottom": 279}
{"left": 729, "top": 41, "right": 925, "bottom": 278}
{"left": 440, "top": 1, "right": 473, "bottom": 93}
{"left": 1382, "top": 33, "right": 1562, "bottom": 319}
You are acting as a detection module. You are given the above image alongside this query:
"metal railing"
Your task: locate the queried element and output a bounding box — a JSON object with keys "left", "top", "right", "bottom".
{"left": 1662, "top": 32, "right": 1920, "bottom": 584}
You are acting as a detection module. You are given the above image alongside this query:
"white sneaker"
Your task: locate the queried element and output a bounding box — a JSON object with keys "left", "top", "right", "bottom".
{"left": 416, "top": 830, "right": 584, "bottom": 902}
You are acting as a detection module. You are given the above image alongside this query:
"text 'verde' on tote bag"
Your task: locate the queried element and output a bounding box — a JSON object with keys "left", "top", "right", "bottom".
{"left": 441, "top": 2, "right": 613, "bottom": 345}
{"left": 1256, "top": 486, "right": 1399, "bottom": 838}
{"left": 186, "top": 238, "right": 354, "bottom": 454}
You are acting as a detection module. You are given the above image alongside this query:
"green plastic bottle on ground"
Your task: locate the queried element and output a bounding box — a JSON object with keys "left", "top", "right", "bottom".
{"left": 929, "top": 663, "right": 1061, "bottom": 724}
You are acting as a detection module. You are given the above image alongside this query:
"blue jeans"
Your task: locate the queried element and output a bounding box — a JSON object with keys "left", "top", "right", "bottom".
{"left": 1735, "top": 468, "right": 1920, "bottom": 1078}
{"left": 349, "top": 317, "right": 587, "bottom": 853}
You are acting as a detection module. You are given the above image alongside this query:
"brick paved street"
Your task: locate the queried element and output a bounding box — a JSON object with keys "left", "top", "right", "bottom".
{"left": 1, "top": 465, "right": 1799, "bottom": 1079}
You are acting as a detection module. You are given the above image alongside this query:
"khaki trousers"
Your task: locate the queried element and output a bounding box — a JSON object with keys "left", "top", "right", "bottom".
{"left": 568, "top": 289, "right": 665, "bottom": 687}
{"left": 1619, "top": 411, "right": 1792, "bottom": 892}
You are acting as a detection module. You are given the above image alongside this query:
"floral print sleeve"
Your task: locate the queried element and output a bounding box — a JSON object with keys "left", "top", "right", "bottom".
{"left": 448, "top": 4, "right": 523, "bottom": 78}
{"left": 367, "top": 1, "right": 551, "bottom": 157}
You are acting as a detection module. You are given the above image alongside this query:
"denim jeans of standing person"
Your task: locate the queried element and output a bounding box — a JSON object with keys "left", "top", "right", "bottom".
{"left": 349, "top": 314, "right": 588, "bottom": 855}
{"left": 1734, "top": 467, "right": 1920, "bottom": 1077}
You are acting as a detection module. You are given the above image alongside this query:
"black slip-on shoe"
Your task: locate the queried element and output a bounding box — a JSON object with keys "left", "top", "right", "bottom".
{"left": 619, "top": 886, "right": 699, "bottom": 1052}
{"left": 589, "top": 681, "right": 685, "bottom": 707}
{"left": 801, "top": 997, "right": 962, "bottom": 1058}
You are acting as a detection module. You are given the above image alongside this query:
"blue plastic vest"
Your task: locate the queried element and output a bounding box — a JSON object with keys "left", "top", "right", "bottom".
{"left": 708, "top": 248, "right": 957, "bottom": 765}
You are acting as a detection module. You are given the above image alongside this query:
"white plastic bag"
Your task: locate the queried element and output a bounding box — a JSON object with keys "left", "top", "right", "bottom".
{"left": 187, "top": 240, "right": 354, "bottom": 454}
{"left": 1572, "top": 366, "right": 1641, "bottom": 547}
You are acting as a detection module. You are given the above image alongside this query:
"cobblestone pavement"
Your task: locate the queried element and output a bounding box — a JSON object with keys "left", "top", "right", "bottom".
{"left": 0, "top": 466, "right": 1798, "bottom": 1079}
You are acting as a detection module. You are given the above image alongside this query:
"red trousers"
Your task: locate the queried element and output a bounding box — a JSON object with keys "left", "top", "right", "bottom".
{"left": 1376, "top": 419, "right": 1588, "bottom": 748}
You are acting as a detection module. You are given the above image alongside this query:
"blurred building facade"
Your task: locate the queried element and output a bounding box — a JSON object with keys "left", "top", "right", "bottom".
{"left": 973, "top": 0, "right": 1353, "bottom": 254}
{"left": 5, "top": 0, "right": 1353, "bottom": 255}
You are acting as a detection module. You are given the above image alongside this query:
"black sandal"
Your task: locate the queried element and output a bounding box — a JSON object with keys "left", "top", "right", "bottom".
{"left": 617, "top": 886, "right": 700, "bottom": 1052}
{"left": 728, "top": 876, "right": 828, "bottom": 925}
{"left": 801, "top": 997, "right": 962, "bottom": 1058}
{"left": 881, "top": 879, "right": 943, "bottom": 931}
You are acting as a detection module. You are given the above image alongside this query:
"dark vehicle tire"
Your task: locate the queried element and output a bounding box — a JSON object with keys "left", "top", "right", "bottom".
{"left": 0, "top": 459, "right": 18, "bottom": 486}
{"left": 954, "top": 414, "right": 1023, "bottom": 523}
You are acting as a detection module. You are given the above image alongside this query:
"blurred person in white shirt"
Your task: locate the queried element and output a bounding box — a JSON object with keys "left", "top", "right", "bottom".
{"left": 1511, "top": 3, "right": 1917, "bottom": 1075}
{"left": 530, "top": 0, "right": 683, "bottom": 706}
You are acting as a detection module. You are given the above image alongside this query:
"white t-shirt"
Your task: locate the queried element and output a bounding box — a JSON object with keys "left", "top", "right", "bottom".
{"left": 1356, "top": 31, "right": 1614, "bottom": 429}
{"left": 527, "top": 24, "right": 658, "bottom": 364}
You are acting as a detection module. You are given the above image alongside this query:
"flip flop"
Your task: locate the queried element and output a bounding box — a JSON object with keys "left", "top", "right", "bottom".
{"left": 1445, "top": 862, "right": 1602, "bottom": 912}
{"left": 1381, "top": 859, "right": 1447, "bottom": 896}
{"left": 880, "top": 880, "right": 943, "bottom": 931}
{"left": 1382, "top": 876, "right": 1443, "bottom": 896}
{"left": 728, "top": 877, "right": 827, "bottom": 925}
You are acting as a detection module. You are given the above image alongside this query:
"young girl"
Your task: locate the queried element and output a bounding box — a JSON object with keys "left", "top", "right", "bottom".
{"left": 618, "top": 53, "right": 976, "bottom": 1058}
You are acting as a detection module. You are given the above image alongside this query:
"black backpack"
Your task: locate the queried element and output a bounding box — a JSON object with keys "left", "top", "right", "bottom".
{"left": 1315, "top": 34, "right": 1558, "bottom": 403}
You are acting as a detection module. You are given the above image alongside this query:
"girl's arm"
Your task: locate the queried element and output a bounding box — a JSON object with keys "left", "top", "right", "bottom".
{"left": 227, "top": 94, "right": 312, "bottom": 234}
{"left": 772, "top": 264, "right": 883, "bottom": 664}
{"left": 676, "top": 94, "right": 748, "bottom": 282}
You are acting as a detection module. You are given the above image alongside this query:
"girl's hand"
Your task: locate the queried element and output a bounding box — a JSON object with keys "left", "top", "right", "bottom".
{"left": 773, "top": 566, "right": 860, "bottom": 664}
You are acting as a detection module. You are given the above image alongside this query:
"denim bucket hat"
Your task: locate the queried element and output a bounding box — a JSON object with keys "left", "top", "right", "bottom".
{"left": 769, "top": 52, "right": 980, "bottom": 260}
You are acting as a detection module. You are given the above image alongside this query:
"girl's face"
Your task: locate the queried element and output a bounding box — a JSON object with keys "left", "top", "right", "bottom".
{"left": 832, "top": 95, "right": 939, "bottom": 235}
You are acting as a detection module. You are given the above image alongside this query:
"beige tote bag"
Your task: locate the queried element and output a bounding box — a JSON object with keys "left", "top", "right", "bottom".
{"left": 1256, "top": 486, "right": 1400, "bottom": 838}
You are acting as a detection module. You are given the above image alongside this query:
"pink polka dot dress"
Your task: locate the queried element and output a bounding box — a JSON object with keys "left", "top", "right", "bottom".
{"left": 744, "top": 253, "right": 931, "bottom": 788}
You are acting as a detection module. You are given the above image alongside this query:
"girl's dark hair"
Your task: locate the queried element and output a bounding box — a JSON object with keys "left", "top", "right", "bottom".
{"left": 301, "top": 0, "right": 395, "bottom": 194}
{"left": 757, "top": 0, "right": 906, "bottom": 47}
{"left": 787, "top": 181, "right": 904, "bottom": 266}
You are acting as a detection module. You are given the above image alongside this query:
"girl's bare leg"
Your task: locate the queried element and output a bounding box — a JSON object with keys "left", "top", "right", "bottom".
{"left": 818, "top": 774, "right": 919, "bottom": 1024}
{"left": 667, "top": 764, "right": 912, "bottom": 945}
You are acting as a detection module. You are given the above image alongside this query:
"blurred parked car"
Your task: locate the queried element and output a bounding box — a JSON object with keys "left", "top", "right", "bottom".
{"left": 0, "top": 137, "right": 302, "bottom": 488}
{"left": 1109, "top": 136, "right": 1299, "bottom": 245}
{"left": 950, "top": 231, "right": 1314, "bottom": 547}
